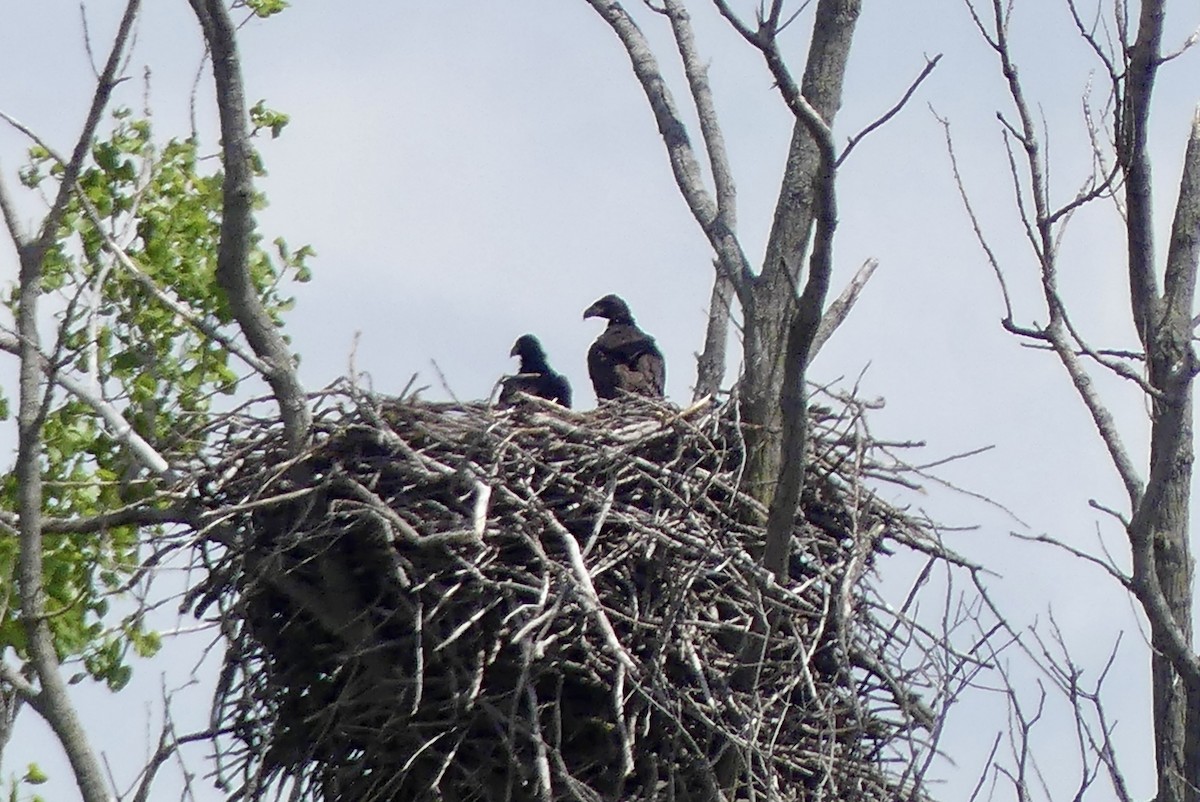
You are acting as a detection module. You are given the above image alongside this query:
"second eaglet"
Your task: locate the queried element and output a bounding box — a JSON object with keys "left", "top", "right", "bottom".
{"left": 583, "top": 294, "right": 666, "bottom": 400}
{"left": 499, "top": 334, "right": 572, "bottom": 408}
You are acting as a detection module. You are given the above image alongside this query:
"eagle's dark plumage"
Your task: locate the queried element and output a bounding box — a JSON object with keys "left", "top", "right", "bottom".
{"left": 583, "top": 294, "right": 665, "bottom": 401}
{"left": 498, "top": 334, "right": 572, "bottom": 408}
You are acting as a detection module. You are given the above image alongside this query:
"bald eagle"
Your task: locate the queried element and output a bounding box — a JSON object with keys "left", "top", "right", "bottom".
{"left": 583, "top": 294, "right": 665, "bottom": 400}
{"left": 498, "top": 334, "right": 572, "bottom": 408}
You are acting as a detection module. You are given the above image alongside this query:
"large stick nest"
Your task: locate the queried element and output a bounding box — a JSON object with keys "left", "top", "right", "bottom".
{"left": 189, "top": 384, "right": 942, "bottom": 801}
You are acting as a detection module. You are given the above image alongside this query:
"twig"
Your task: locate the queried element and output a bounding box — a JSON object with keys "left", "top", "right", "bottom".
{"left": 837, "top": 54, "right": 943, "bottom": 167}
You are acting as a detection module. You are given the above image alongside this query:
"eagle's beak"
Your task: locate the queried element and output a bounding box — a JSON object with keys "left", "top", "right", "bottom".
{"left": 582, "top": 303, "right": 601, "bottom": 320}
{"left": 510, "top": 343, "right": 520, "bottom": 357}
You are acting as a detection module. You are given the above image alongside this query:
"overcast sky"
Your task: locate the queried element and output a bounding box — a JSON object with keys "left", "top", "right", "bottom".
{"left": 2, "top": 1, "right": 1199, "bottom": 799}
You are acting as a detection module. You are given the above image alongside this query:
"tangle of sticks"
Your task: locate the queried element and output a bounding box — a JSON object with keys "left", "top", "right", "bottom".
{"left": 188, "top": 383, "right": 949, "bottom": 801}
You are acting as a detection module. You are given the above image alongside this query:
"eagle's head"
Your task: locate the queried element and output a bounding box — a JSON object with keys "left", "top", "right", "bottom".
{"left": 583, "top": 294, "right": 634, "bottom": 324}
{"left": 510, "top": 334, "right": 548, "bottom": 363}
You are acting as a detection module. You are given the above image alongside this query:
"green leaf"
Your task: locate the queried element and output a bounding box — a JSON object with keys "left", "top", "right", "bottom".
{"left": 244, "top": 0, "right": 289, "bottom": 18}
{"left": 1, "top": 104, "right": 308, "bottom": 699}
{"left": 23, "top": 764, "right": 48, "bottom": 785}
{"left": 132, "top": 629, "right": 162, "bottom": 658}
{"left": 109, "top": 664, "right": 133, "bottom": 691}
{"left": 250, "top": 100, "right": 290, "bottom": 139}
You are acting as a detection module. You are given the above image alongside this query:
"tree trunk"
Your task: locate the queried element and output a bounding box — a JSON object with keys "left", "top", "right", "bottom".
{"left": 1137, "top": 380, "right": 1196, "bottom": 802}
{"left": 1124, "top": 0, "right": 1200, "bottom": 790}
{"left": 1141, "top": 99, "right": 1200, "bottom": 802}
{"left": 741, "top": 0, "right": 861, "bottom": 513}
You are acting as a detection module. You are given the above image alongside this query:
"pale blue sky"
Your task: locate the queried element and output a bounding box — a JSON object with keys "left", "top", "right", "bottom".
{"left": 2, "top": 1, "right": 1199, "bottom": 799}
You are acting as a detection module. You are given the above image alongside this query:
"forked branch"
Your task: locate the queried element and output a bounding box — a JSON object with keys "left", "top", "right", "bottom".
{"left": 583, "top": 0, "right": 754, "bottom": 296}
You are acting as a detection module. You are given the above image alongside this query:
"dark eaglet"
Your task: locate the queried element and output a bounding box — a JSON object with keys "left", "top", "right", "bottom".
{"left": 582, "top": 294, "right": 665, "bottom": 401}
{"left": 498, "top": 334, "right": 573, "bottom": 408}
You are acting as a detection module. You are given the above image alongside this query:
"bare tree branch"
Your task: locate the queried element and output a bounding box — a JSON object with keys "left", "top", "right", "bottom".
{"left": 584, "top": 1, "right": 755, "bottom": 297}
{"left": 1065, "top": 0, "right": 1120, "bottom": 91}
{"left": 968, "top": 0, "right": 1146, "bottom": 507}
{"left": 936, "top": 108, "right": 1019, "bottom": 325}
{"left": 0, "top": 503, "right": 192, "bottom": 535}
{"left": 1009, "top": 531, "right": 1134, "bottom": 591}
{"left": 837, "top": 54, "right": 942, "bottom": 167}
{"left": 1055, "top": 303, "right": 1165, "bottom": 399}
{"left": 131, "top": 716, "right": 222, "bottom": 802}
{"left": 695, "top": 261, "right": 736, "bottom": 400}
{"left": 0, "top": 660, "right": 41, "bottom": 710}
{"left": 663, "top": 0, "right": 736, "bottom": 225}
{"left": 809, "top": 257, "right": 878, "bottom": 358}
{"left": 1162, "top": 106, "right": 1200, "bottom": 338}
{"left": 962, "top": 2, "right": 1200, "bottom": 797}
{"left": 0, "top": 165, "right": 24, "bottom": 246}
{"left": 711, "top": 0, "right": 757, "bottom": 42}
{"left": 659, "top": 0, "right": 746, "bottom": 398}
{"left": 1120, "top": 0, "right": 1166, "bottom": 351}
{"left": 1089, "top": 497, "right": 1132, "bottom": 528}
{"left": 187, "top": 0, "right": 311, "bottom": 454}
{"left": 1046, "top": 241, "right": 1144, "bottom": 500}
